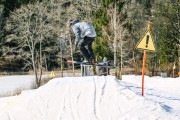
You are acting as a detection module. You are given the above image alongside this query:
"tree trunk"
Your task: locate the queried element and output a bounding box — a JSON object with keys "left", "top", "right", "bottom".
{"left": 113, "top": 2, "right": 117, "bottom": 77}
{"left": 32, "top": 50, "right": 38, "bottom": 87}
{"left": 68, "top": 33, "right": 75, "bottom": 76}
{"left": 38, "top": 39, "right": 43, "bottom": 87}
{"left": 60, "top": 50, "right": 63, "bottom": 77}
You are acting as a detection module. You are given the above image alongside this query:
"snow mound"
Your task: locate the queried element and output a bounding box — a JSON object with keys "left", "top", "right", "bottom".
{"left": 0, "top": 76, "right": 177, "bottom": 120}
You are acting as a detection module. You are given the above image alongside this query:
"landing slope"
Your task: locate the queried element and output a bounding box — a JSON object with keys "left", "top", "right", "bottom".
{"left": 0, "top": 76, "right": 177, "bottom": 120}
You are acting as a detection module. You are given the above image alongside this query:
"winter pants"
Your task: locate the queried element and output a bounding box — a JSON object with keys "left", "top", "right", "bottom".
{"left": 77, "top": 36, "right": 95, "bottom": 61}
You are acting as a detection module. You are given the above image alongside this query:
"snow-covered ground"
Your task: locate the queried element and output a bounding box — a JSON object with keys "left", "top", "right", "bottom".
{"left": 121, "top": 75, "right": 180, "bottom": 119}
{"left": 0, "top": 73, "right": 81, "bottom": 97}
{"left": 0, "top": 75, "right": 36, "bottom": 97}
{"left": 0, "top": 75, "right": 180, "bottom": 120}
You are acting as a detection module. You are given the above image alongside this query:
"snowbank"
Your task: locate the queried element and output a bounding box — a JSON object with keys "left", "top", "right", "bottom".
{"left": 0, "top": 76, "right": 178, "bottom": 120}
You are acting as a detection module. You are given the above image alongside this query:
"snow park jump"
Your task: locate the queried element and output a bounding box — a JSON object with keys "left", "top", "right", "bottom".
{"left": 1, "top": 76, "right": 179, "bottom": 120}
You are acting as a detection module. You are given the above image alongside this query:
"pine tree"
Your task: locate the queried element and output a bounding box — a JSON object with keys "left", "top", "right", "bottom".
{"left": 152, "top": 0, "right": 179, "bottom": 75}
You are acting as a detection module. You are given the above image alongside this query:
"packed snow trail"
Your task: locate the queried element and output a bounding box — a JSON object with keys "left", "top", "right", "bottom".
{"left": 0, "top": 76, "right": 178, "bottom": 120}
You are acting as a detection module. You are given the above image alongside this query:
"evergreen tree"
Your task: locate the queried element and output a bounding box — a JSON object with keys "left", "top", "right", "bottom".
{"left": 152, "top": 0, "right": 179, "bottom": 74}
{"left": 93, "top": 8, "right": 113, "bottom": 61}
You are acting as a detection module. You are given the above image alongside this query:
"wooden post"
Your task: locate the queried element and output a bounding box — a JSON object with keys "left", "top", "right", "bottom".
{"left": 173, "top": 63, "right": 176, "bottom": 78}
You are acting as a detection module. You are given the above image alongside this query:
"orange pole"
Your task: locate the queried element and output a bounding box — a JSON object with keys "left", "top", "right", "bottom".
{"left": 142, "top": 50, "right": 146, "bottom": 96}
{"left": 142, "top": 23, "right": 150, "bottom": 96}
{"left": 147, "top": 23, "right": 150, "bottom": 31}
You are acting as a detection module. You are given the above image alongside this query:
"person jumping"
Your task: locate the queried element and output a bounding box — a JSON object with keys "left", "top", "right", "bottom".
{"left": 67, "top": 19, "right": 96, "bottom": 64}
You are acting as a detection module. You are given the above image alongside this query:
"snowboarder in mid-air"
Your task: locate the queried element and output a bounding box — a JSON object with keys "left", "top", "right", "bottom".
{"left": 67, "top": 19, "right": 96, "bottom": 64}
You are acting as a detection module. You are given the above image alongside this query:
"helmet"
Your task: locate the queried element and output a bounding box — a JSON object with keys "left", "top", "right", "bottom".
{"left": 68, "top": 19, "right": 80, "bottom": 27}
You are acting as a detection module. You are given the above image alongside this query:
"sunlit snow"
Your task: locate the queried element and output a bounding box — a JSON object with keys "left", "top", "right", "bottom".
{"left": 0, "top": 75, "right": 180, "bottom": 120}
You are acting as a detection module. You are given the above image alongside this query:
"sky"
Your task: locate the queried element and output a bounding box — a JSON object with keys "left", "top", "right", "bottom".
{"left": 0, "top": 75, "right": 180, "bottom": 120}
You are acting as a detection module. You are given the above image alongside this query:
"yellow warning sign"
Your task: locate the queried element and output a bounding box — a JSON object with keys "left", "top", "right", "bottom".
{"left": 136, "top": 31, "right": 155, "bottom": 51}
{"left": 50, "top": 71, "right": 55, "bottom": 78}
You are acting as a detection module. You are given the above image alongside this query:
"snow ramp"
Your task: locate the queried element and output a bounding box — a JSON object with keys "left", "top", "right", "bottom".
{"left": 0, "top": 76, "right": 177, "bottom": 120}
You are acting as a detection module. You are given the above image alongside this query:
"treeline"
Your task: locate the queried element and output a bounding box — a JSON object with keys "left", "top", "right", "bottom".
{"left": 0, "top": 0, "right": 180, "bottom": 77}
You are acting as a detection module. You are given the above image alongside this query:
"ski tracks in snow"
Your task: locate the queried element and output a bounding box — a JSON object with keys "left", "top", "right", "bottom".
{"left": 120, "top": 80, "right": 180, "bottom": 120}
{"left": 1, "top": 76, "right": 178, "bottom": 120}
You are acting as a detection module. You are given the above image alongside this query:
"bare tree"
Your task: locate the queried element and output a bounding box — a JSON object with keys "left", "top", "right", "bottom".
{"left": 66, "top": 31, "right": 76, "bottom": 75}
{"left": 107, "top": 1, "right": 131, "bottom": 79}
{"left": 3, "top": 0, "right": 103, "bottom": 79}
{"left": 68, "top": 0, "right": 101, "bottom": 21}
{"left": 4, "top": 1, "right": 64, "bottom": 87}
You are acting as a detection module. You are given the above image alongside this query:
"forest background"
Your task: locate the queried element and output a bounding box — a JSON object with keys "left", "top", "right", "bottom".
{"left": 0, "top": 0, "right": 180, "bottom": 86}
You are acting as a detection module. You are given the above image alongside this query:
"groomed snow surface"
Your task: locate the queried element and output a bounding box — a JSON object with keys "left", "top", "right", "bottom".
{"left": 0, "top": 75, "right": 180, "bottom": 120}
